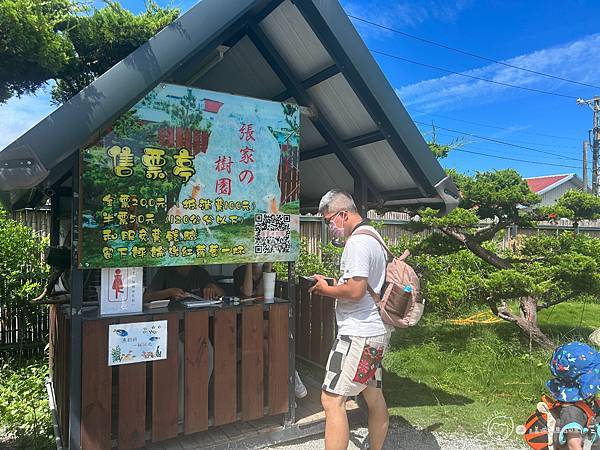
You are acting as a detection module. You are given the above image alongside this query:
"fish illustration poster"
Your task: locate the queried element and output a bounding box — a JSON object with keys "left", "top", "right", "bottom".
{"left": 108, "top": 320, "right": 167, "bottom": 366}
{"left": 80, "top": 84, "right": 300, "bottom": 268}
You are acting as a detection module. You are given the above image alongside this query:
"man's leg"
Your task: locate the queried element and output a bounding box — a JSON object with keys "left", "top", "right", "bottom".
{"left": 321, "top": 390, "right": 349, "bottom": 450}
{"left": 361, "top": 385, "right": 389, "bottom": 450}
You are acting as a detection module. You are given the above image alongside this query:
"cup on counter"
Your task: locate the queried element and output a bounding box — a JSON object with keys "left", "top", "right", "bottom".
{"left": 263, "top": 271, "right": 276, "bottom": 302}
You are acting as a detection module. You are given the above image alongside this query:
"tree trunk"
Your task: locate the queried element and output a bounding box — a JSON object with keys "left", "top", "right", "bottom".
{"left": 493, "top": 297, "right": 555, "bottom": 350}
{"left": 440, "top": 227, "right": 512, "bottom": 269}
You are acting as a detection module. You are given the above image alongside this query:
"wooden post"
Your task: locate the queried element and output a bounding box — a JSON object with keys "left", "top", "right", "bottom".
{"left": 69, "top": 153, "right": 83, "bottom": 449}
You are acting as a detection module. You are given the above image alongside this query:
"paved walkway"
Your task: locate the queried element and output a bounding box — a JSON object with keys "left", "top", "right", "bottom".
{"left": 267, "top": 421, "right": 528, "bottom": 450}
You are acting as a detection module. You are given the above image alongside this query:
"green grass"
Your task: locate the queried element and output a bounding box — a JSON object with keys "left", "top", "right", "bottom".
{"left": 381, "top": 301, "right": 600, "bottom": 443}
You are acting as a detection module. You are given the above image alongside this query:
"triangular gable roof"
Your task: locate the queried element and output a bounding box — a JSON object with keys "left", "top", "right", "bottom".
{"left": 525, "top": 173, "right": 582, "bottom": 195}
{"left": 0, "top": 0, "right": 458, "bottom": 213}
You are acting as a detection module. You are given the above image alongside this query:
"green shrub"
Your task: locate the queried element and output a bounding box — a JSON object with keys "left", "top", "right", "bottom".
{"left": 0, "top": 208, "right": 48, "bottom": 332}
{"left": 274, "top": 238, "right": 342, "bottom": 281}
{"left": 0, "top": 358, "right": 53, "bottom": 449}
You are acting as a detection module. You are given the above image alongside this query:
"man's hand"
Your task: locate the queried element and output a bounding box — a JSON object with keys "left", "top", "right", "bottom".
{"left": 203, "top": 283, "right": 222, "bottom": 300}
{"left": 309, "top": 274, "right": 332, "bottom": 296}
{"left": 165, "top": 288, "right": 186, "bottom": 300}
{"left": 309, "top": 276, "right": 365, "bottom": 301}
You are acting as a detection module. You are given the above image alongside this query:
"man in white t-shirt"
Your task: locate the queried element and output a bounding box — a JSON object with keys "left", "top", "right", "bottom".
{"left": 310, "top": 190, "right": 392, "bottom": 450}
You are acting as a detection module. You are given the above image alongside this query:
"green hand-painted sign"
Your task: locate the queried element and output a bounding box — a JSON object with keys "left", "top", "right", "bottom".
{"left": 80, "top": 84, "right": 300, "bottom": 268}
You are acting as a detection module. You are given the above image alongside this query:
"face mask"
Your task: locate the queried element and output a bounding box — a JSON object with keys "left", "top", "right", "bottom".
{"left": 328, "top": 212, "right": 345, "bottom": 246}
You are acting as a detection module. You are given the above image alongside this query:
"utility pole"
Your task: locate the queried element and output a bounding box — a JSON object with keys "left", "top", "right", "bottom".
{"left": 583, "top": 140, "right": 589, "bottom": 192}
{"left": 577, "top": 96, "right": 600, "bottom": 195}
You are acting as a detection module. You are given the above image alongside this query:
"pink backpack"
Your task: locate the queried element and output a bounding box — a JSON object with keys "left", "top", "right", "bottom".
{"left": 352, "top": 229, "right": 424, "bottom": 328}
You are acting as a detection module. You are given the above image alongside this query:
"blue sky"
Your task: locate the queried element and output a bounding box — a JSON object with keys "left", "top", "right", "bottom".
{"left": 2, "top": 0, "right": 599, "bottom": 180}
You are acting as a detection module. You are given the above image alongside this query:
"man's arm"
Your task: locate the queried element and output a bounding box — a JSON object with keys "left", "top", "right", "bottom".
{"left": 239, "top": 264, "right": 254, "bottom": 297}
{"left": 143, "top": 287, "right": 186, "bottom": 302}
{"left": 310, "top": 275, "right": 366, "bottom": 301}
{"left": 143, "top": 269, "right": 187, "bottom": 302}
{"left": 202, "top": 282, "right": 224, "bottom": 299}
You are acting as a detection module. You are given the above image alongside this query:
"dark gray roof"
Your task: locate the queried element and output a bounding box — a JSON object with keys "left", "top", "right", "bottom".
{"left": 0, "top": 0, "right": 458, "bottom": 212}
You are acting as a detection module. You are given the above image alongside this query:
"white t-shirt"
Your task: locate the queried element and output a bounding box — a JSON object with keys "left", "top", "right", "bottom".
{"left": 336, "top": 225, "right": 387, "bottom": 337}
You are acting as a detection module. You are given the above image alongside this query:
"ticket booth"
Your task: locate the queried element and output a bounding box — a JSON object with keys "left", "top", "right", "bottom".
{"left": 0, "top": 1, "right": 458, "bottom": 448}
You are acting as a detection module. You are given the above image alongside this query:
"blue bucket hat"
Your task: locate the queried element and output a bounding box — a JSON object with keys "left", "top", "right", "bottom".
{"left": 546, "top": 341, "right": 600, "bottom": 402}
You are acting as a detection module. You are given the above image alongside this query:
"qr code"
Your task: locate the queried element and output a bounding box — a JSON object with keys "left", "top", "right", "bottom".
{"left": 254, "top": 214, "right": 291, "bottom": 254}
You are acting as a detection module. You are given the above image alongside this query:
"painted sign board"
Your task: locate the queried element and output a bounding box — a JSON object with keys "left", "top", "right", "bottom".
{"left": 80, "top": 84, "right": 300, "bottom": 268}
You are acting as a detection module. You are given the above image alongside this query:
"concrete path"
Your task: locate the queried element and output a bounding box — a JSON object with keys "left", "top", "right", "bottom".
{"left": 266, "top": 421, "right": 528, "bottom": 450}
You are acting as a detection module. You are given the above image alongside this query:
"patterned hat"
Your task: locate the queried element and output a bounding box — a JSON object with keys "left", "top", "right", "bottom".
{"left": 546, "top": 341, "right": 600, "bottom": 402}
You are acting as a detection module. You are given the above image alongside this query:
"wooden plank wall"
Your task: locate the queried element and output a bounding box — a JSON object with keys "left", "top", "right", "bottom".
{"left": 184, "top": 311, "right": 210, "bottom": 434}
{"left": 268, "top": 304, "right": 289, "bottom": 415}
{"left": 213, "top": 309, "right": 237, "bottom": 426}
{"left": 74, "top": 304, "right": 289, "bottom": 449}
{"left": 293, "top": 285, "right": 337, "bottom": 368}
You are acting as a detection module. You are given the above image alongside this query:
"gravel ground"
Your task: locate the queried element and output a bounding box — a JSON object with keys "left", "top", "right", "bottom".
{"left": 266, "top": 421, "right": 529, "bottom": 450}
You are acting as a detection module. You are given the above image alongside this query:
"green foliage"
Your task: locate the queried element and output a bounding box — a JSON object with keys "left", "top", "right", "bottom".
{"left": 0, "top": 0, "right": 179, "bottom": 104}
{"left": 425, "top": 125, "right": 464, "bottom": 159}
{"left": 427, "top": 141, "right": 452, "bottom": 159}
{"left": 485, "top": 269, "right": 540, "bottom": 301}
{"left": 390, "top": 235, "right": 494, "bottom": 315}
{"left": 401, "top": 162, "right": 600, "bottom": 337}
{"left": 0, "top": 0, "right": 79, "bottom": 102}
{"left": 519, "top": 232, "right": 600, "bottom": 300}
{"left": 144, "top": 88, "right": 205, "bottom": 130}
{"left": 0, "top": 358, "right": 53, "bottom": 449}
{"left": 0, "top": 208, "right": 48, "bottom": 327}
{"left": 554, "top": 189, "right": 600, "bottom": 221}
{"left": 274, "top": 239, "right": 342, "bottom": 281}
{"left": 418, "top": 206, "right": 479, "bottom": 229}
{"left": 456, "top": 169, "right": 540, "bottom": 221}
{"left": 52, "top": 0, "right": 179, "bottom": 103}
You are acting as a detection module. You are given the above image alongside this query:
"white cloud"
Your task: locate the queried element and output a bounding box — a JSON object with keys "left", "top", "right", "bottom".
{"left": 395, "top": 33, "right": 600, "bottom": 114}
{"left": 342, "top": 0, "right": 473, "bottom": 39}
{"left": 0, "top": 90, "right": 56, "bottom": 151}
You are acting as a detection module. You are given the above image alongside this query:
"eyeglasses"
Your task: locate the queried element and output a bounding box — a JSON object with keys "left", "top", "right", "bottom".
{"left": 324, "top": 210, "right": 344, "bottom": 225}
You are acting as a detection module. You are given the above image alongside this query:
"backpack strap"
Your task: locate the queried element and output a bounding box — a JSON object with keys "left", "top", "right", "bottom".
{"left": 366, "top": 284, "right": 381, "bottom": 304}
{"left": 352, "top": 228, "right": 410, "bottom": 261}
{"left": 350, "top": 228, "right": 408, "bottom": 304}
{"left": 574, "top": 400, "right": 596, "bottom": 427}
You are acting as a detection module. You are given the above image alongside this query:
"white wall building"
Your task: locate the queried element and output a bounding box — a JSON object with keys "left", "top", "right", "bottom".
{"left": 525, "top": 173, "right": 584, "bottom": 206}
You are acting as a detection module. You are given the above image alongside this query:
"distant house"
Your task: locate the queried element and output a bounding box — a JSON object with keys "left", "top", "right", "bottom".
{"left": 525, "top": 173, "right": 584, "bottom": 206}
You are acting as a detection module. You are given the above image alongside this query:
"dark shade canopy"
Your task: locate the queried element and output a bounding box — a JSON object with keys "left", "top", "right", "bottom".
{"left": 0, "top": 0, "right": 458, "bottom": 213}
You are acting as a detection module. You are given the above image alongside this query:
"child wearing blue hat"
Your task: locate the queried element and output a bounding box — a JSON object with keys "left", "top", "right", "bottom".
{"left": 546, "top": 342, "right": 600, "bottom": 450}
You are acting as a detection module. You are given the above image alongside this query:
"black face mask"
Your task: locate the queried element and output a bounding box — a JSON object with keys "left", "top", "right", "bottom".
{"left": 330, "top": 218, "right": 370, "bottom": 248}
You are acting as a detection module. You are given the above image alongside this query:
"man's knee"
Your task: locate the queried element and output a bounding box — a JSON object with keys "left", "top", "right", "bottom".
{"left": 321, "top": 390, "right": 346, "bottom": 412}
{"left": 362, "top": 388, "right": 388, "bottom": 413}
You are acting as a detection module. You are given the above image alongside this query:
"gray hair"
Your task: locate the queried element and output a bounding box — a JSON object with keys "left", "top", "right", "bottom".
{"left": 318, "top": 190, "right": 357, "bottom": 216}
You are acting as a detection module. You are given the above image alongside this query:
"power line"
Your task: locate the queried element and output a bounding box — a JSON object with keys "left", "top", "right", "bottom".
{"left": 414, "top": 121, "right": 579, "bottom": 160}
{"left": 371, "top": 49, "right": 579, "bottom": 100}
{"left": 410, "top": 110, "right": 581, "bottom": 142}
{"left": 349, "top": 14, "right": 600, "bottom": 91}
{"left": 418, "top": 128, "right": 581, "bottom": 163}
{"left": 452, "top": 148, "right": 581, "bottom": 169}
{"left": 417, "top": 123, "right": 579, "bottom": 151}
